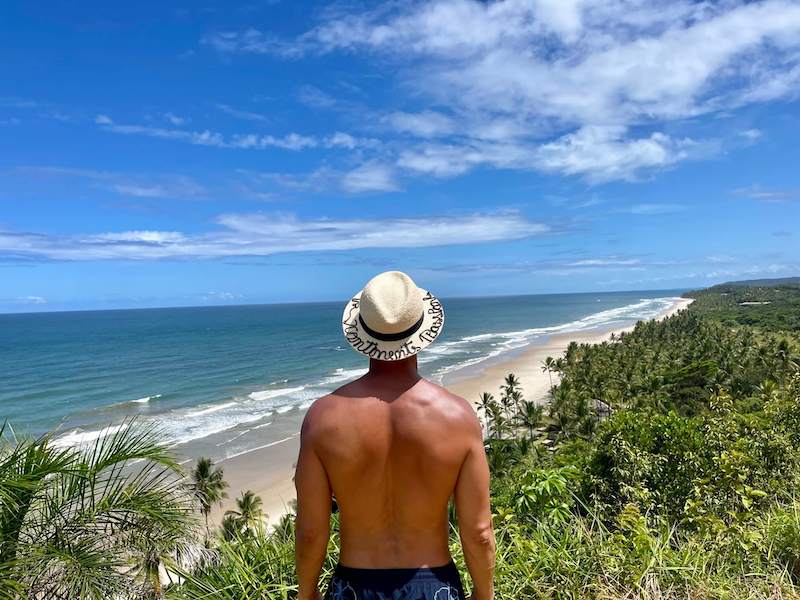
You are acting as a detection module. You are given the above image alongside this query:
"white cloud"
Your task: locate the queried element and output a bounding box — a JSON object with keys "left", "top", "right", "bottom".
{"left": 732, "top": 185, "right": 799, "bottom": 203}
{"left": 206, "top": 0, "right": 800, "bottom": 182}
{"left": 566, "top": 258, "right": 642, "bottom": 267}
{"left": 534, "top": 126, "right": 701, "bottom": 182}
{"left": 215, "top": 103, "right": 270, "bottom": 123}
{"left": 94, "top": 115, "right": 377, "bottom": 153}
{"left": 163, "top": 112, "right": 188, "bottom": 126}
{"left": 18, "top": 296, "right": 47, "bottom": 304}
{"left": 341, "top": 163, "right": 399, "bottom": 193}
{"left": 0, "top": 212, "right": 550, "bottom": 261}
{"left": 200, "top": 291, "right": 242, "bottom": 303}
{"left": 385, "top": 111, "right": 455, "bottom": 137}
{"left": 16, "top": 166, "right": 207, "bottom": 199}
{"left": 618, "top": 203, "right": 686, "bottom": 215}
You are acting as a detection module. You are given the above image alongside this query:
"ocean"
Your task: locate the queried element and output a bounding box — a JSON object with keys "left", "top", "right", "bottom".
{"left": 0, "top": 290, "right": 682, "bottom": 461}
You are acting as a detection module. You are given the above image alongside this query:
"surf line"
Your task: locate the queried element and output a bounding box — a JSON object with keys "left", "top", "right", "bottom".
{"left": 225, "top": 432, "right": 300, "bottom": 460}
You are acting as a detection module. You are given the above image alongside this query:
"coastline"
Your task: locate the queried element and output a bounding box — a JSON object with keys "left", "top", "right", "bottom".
{"left": 447, "top": 296, "right": 694, "bottom": 409}
{"left": 210, "top": 296, "right": 694, "bottom": 528}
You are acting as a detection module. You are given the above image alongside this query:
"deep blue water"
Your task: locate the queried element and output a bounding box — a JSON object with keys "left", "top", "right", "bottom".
{"left": 0, "top": 290, "right": 682, "bottom": 458}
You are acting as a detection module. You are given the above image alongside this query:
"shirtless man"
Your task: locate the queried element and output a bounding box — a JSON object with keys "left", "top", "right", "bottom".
{"left": 294, "top": 271, "right": 495, "bottom": 600}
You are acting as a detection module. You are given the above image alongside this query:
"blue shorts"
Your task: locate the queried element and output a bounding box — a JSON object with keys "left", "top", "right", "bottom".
{"left": 325, "top": 560, "right": 465, "bottom": 600}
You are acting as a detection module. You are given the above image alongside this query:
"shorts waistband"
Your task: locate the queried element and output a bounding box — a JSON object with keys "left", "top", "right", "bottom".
{"left": 333, "top": 560, "right": 459, "bottom": 587}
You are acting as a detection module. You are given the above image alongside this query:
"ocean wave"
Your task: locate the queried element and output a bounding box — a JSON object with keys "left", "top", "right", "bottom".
{"left": 428, "top": 296, "right": 680, "bottom": 381}
{"left": 248, "top": 386, "right": 305, "bottom": 402}
{"left": 52, "top": 423, "right": 130, "bottom": 449}
{"left": 216, "top": 428, "right": 251, "bottom": 446}
{"left": 133, "top": 394, "right": 161, "bottom": 404}
{"left": 316, "top": 367, "right": 366, "bottom": 387}
{"left": 185, "top": 401, "right": 238, "bottom": 418}
{"left": 50, "top": 296, "right": 681, "bottom": 451}
{"left": 225, "top": 433, "right": 299, "bottom": 460}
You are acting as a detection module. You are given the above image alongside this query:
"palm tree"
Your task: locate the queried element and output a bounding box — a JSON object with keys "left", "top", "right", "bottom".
{"left": 225, "top": 490, "right": 265, "bottom": 537}
{"left": 476, "top": 392, "right": 495, "bottom": 439}
{"left": 0, "top": 420, "right": 199, "bottom": 600}
{"left": 515, "top": 400, "right": 543, "bottom": 439}
{"left": 500, "top": 373, "right": 523, "bottom": 420}
{"left": 190, "top": 457, "right": 229, "bottom": 544}
{"left": 487, "top": 402, "right": 508, "bottom": 440}
{"left": 541, "top": 356, "right": 556, "bottom": 391}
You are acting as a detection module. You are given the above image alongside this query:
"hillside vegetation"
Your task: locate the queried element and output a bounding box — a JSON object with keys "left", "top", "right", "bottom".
{"left": 2, "top": 280, "right": 800, "bottom": 599}
{"left": 685, "top": 277, "right": 800, "bottom": 331}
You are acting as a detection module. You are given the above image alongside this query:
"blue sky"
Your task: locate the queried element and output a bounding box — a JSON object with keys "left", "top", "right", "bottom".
{"left": 1, "top": 0, "right": 799, "bottom": 312}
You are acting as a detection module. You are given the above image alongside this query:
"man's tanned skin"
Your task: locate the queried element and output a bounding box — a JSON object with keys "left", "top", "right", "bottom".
{"left": 295, "top": 355, "right": 495, "bottom": 600}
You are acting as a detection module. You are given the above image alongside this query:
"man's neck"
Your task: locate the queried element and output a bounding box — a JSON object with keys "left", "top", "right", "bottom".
{"left": 367, "top": 356, "right": 419, "bottom": 383}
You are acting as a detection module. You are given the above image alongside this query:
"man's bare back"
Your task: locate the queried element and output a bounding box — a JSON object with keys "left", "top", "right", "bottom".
{"left": 294, "top": 271, "right": 494, "bottom": 600}
{"left": 295, "top": 357, "right": 495, "bottom": 600}
{"left": 308, "top": 372, "right": 474, "bottom": 567}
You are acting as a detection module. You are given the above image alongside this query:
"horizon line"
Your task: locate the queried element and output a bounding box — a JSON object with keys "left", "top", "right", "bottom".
{"left": 0, "top": 286, "right": 691, "bottom": 317}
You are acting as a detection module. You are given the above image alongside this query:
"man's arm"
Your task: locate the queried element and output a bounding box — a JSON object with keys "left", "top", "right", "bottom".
{"left": 454, "top": 415, "right": 495, "bottom": 600}
{"left": 294, "top": 408, "right": 332, "bottom": 600}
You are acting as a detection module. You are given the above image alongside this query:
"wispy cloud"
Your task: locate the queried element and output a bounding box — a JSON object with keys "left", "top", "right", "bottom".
{"left": 204, "top": 0, "right": 800, "bottom": 182}
{"left": 15, "top": 166, "right": 207, "bottom": 199}
{"left": 617, "top": 203, "right": 686, "bottom": 215}
{"left": 732, "top": 185, "right": 800, "bottom": 203}
{"left": 341, "top": 163, "right": 398, "bottom": 193}
{"left": 163, "top": 112, "right": 188, "bottom": 126}
{"left": 0, "top": 97, "right": 40, "bottom": 109}
{"left": 94, "top": 114, "right": 376, "bottom": 152}
{"left": 237, "top": 163, "right": 397, "bottom": 195}
{"left": 0, "top": 212, "right": 550, "bottom": 261}
{"left": 215, "top": 103, "right": 270, "bottom": 123}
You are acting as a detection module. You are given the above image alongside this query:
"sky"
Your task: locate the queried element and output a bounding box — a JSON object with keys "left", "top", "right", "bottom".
{"left": 1, "top": 0, "right": 799, "bottom": 313}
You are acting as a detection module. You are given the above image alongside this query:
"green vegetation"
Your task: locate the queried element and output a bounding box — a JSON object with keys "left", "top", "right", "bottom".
{"left": 3, "top": 279, "right": 800, "bottom": 598}
{"left": 685, "top": 277, "right": 800, "bottom": 331}
{"left": 0, "top": 423, "right": 200, "bottom": 599}
{"left": 189, "top": 456, "right": 228, "bottom": 546}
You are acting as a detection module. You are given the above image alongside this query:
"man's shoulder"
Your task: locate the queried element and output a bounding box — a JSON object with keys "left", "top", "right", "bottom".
{"left": 417, "top": 378, "right": 475, "bottom": 414}
{"left": 303, "top": 378, "right": 476, "bottom": 425}
{"left": 301, "top": 381, "right": 366, "bottom": 435}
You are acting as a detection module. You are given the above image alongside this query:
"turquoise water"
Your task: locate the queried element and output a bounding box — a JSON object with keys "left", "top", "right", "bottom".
{"left": 0, "top": 291, "right": 682, "bottom": 459}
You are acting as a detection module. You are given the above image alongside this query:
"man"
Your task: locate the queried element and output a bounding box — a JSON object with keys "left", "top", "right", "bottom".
{"left": 295, "top": 271, "right": 495, "bottom": 600}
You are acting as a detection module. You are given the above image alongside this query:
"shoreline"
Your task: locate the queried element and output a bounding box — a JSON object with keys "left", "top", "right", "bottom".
{"left": 210, "top": 296, "right": 694, "bottom": 528}
{"left": 447, "top": 296, "right": 694, "bottom": 409}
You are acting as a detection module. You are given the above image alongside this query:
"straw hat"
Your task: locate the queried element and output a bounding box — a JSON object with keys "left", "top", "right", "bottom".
{"left": 342, "top": 271, "right": 445, "bottom": 361}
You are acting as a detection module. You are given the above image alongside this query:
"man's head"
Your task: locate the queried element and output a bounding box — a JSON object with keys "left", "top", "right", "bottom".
{"left": 341, "top": 271, "right": 445, "bottom": 362}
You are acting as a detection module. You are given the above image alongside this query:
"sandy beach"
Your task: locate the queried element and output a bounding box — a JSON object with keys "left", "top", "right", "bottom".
{"left": 447, "top": 296, "right": 694, "bottom": 409}
{"left": 211, "top": 296, "right": 694, "bottom": 528}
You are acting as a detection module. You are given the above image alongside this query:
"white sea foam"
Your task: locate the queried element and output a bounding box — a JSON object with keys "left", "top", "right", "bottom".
{"left": 226, "top": 433, "right": 300, "bottom": 460}
{"left": 317, "top": 367, "right": 366, "bottom": 387}
{"left": 167, "top": 412, "right": 264, "bottom": 446}
{"left": 428, "top": 296, "right": 681, "bottom": 381}
{"left": 52, "top": 423, "right": 130, "bottom": 449}
{"left": 216, "top": 428, "right": 251, "bottom": 446}
{"left": 185, "top": 401, "right": 237, "bottom": 418}
{"left": 133, "top": 394, "right": 161, "bottom": 404}
{"left": 248, "top": 386, "right": 305, "bottom": 402}
{"left": 52, "top": 296, "right": 681, "bottom": 451}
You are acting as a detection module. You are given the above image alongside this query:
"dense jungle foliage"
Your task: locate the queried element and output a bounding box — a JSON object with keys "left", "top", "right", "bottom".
{"left": 2, "top": 281, "right": 800, "bottom": 599}
{"left": 685, "top": 277, "right": 800, "bottom": 331}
